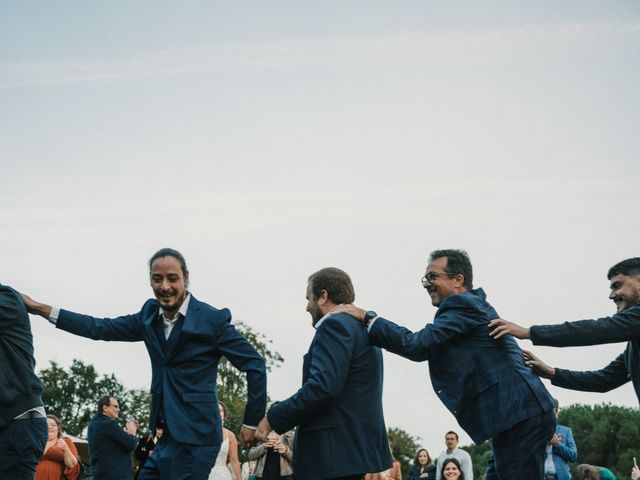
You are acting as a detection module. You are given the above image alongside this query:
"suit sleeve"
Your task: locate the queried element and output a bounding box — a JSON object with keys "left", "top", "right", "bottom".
{"left": 57, "top": 309, "right": 144, "bottom": 342}
{"left": 553, "top": 427, "right": 577, "bottom": 462}
{"left": 214, "top": 319, "right": 267, "bottom": 427}
{"left": 552, "top": 352, "right": 630, "bottom": 392}
{"left": 370, "top": 297, "right": 484, "bottom": 362}
{"left": 267, "top": 317, "right": 354, "bottom": 433}
{"left": 104, "top": 420, "right": 138, "bottom": 452}
{"left": 530, "top": 306, "right": 640, "bottom": 347}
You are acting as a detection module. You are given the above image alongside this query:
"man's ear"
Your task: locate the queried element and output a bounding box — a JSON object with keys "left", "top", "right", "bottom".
{"left": 318, "top": 290, "right": 329, "bottom": 306}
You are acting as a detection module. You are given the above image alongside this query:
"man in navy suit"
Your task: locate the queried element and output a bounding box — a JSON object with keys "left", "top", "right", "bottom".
{"left": 335, "top": 249, "right": 556, "bottom": 480}
{"left": 256, "top": 267, "right": 392, "bottom": 480}
{"left": 87, "top": 395, "right": 139, "bottom": 480}
{"left": 0, "top": 284, "right": 48, "bottom": 480}
{"left": 22, "top": 248, "right": 267, "bottom": 480}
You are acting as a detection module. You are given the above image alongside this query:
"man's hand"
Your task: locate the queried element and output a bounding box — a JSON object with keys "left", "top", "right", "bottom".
{"left": 329, "top": 304, "right": 366, "bottom": 322}
{"left": 20, "top": 293, "right": 52, "bottom": 319}
{"left": 488, "top": 318, "right": 531, "bottom": 340}
{"left": 239, "top": 426, "right": 257, "bottom": 448}
{"left": 125, "top": 419, "right": 139, "bottom": 435}
{"left": 549, "top": 433, "right": 562, "bottom": 446}
{"left": 255, "top": 416, "right": 272, "bottom": 443}
{"left": 523, "top": 350, "right": 556, "bottom": 379}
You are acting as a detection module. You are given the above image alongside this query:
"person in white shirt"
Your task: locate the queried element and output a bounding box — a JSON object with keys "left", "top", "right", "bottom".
{"left": 435, "top": 431, "right": 473, "bottom": 480}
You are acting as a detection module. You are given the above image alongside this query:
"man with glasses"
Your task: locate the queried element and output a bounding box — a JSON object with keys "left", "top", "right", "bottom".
{"left": 88, "top": 395, "right": 138, "bottom": 480}
{"left": 333, "top": 249, "right": 555, "bottom": 480}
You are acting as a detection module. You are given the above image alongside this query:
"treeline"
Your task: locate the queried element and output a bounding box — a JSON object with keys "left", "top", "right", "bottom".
{"left": 462, "top": 404, "right": 640, "bottom": 479}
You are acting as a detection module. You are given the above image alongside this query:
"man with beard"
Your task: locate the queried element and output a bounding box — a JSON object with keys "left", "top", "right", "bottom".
{"left": 21, "top": 248, "right": 267, "bottom": 480}
{"left": 256, "top": 267, "right": 391, "bottom": 480}
{"left": 334, "top": 249, "right": 556, "bottom": 480}
{"left": 489, "top": 257, "right": 640, "bottom": 403}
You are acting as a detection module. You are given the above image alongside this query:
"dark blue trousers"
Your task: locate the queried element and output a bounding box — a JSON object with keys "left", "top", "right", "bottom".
{"left": 138, "top": 430, "right": 218, "bottom": 480}
{"left": 0, "top": 416, "right": 47, "bottom": 480}
{"left": 485, "top": 409, "right": 557, "bottom": 480}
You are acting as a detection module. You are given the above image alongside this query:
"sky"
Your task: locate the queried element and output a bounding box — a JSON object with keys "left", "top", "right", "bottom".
{"left": 2, "top": 0, "right": 639, "bottom": 458}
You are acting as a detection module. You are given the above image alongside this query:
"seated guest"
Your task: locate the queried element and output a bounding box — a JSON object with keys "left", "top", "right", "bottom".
{"left": 35, "top": 414, "right": 80, "bottom": 480}
{"left": 572, "top": 464, "right": 617, "bottom": 480}
{"left": 408, "top": 448, "right": 436, "bottom": 479}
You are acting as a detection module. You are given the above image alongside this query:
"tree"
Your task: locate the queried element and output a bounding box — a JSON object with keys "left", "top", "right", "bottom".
{"left": 559, "top": 403, "right": 640, "bottom": 478}
{"left": 40, "top": 359, "right": 131, "bottom": 436}
{"left": 461, "top": 441, "right": 491, "bottom": 479}
{"left": 387, "top": 427, "right": 421, "bottom": 477}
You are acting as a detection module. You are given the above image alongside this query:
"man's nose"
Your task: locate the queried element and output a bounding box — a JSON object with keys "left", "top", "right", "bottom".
{"left": 609, "top": 290, "right": 617, "bottom": 299}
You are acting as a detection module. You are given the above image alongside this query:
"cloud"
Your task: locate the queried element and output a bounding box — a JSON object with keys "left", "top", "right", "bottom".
{"left": 1, "top": 20, "right": 638, "bottom": 87}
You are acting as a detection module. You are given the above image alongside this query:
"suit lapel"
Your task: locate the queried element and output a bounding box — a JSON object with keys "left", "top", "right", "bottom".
{"left": 165, "top": 296, "right": 202, "bottom": 361}
{"left": 144, "top": 306, "right": 166, "bottom": 362}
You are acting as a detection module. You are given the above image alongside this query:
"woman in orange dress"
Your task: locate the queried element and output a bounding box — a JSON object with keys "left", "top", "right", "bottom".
{"left": 35, "top": 414, "right": 81, "bottom": 480}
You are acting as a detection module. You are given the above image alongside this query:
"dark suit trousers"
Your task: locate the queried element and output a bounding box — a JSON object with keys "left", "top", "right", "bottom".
{"left": 138, "top": 430, "right": 218, "bottom": 480}
{"left": 485, "top": 409, "right": 556, "bottom": 480}
{"left": 0, "top": 416, "right": 47, "bottom": 480}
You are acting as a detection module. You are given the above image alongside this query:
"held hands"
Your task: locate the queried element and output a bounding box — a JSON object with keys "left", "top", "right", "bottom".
{"left": 488, "top": 318, "right": 530, "bottom": 340}
{"left": 631, "top": 465, "right": 640, "bottom": 480}
{"left": 239, "top": 426, "right": 257, "bottom": 448}
{"left": 523, "top": 350, "right": 556, "bottom": 379}
{"left": 329, "top": 304, "right": 366, "bottom": 322}
{"left": 255, "top": 416, "right": 272, "bottom": 443}
{"left": 549, "top": 434, "right": 563, "bottom": 446}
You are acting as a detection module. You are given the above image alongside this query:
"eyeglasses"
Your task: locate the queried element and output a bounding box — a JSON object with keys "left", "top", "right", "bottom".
{"left": 421, "top": 271, "right": 460, "bottom": 287}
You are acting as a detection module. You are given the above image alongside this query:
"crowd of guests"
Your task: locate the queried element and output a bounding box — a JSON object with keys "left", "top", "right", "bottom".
{"left": 26, "top": 406, "right": 640, "bottom": 480}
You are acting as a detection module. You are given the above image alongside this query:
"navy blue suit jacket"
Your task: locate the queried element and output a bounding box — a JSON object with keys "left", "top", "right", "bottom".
{"left": 549, "top": 424, "right": 577, "bottom": 480}
{"left": 88, "top": 413, "right": 138, "bottom": 480}
{"left": 370, "top": 288, "right": 554, "bottom": 443}
{"left": 267, "top": 313, "right": 391, "bottom": 480}
{"left": 530, "top": 305, "right": 640, "bottom": 403}
{"left": 57, "top": 295, "right": 267, "bottom": 446}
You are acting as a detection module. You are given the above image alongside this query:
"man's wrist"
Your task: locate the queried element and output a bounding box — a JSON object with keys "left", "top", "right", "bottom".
{"left": 242, "top": 424, "right": 257, "bottom": 430}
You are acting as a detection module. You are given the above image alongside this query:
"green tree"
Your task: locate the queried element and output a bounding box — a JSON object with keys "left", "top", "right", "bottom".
{"left": 40, "top": 359, "right": 130, "bottom": 436}
{"left": 559, "top": 403, "right": 640, "bottom": 478}
{"left": 461, "top": 441, "right": 491, "bottom": 479}
{"left": 387, "top": 427, "right": 421, "bottom": 477}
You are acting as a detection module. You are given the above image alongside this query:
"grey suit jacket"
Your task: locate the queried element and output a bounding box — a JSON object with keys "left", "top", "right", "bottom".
{"left": 529, "top": 304, "right": 640, "bottom": 403}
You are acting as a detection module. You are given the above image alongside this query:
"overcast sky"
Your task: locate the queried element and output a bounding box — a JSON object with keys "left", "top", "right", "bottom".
{"left": 2, "top": 0, "right": 639, "bottom": 456}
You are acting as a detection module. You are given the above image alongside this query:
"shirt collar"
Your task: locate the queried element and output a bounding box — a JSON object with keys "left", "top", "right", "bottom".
{"left": 159, "top": 292, "right": 191, "bottom": 322}
{"left": 314, "top": 312, "right": 332, "bottom": 329}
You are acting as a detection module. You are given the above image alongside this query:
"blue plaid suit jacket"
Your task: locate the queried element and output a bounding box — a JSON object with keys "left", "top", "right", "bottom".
{"left": 370, "top": 288, "right": 554, "bottom": 443}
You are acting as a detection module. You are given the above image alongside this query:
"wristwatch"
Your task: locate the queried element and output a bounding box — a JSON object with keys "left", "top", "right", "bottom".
{"left": 363, "top": 310, "right": 378, "bottom": 325}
